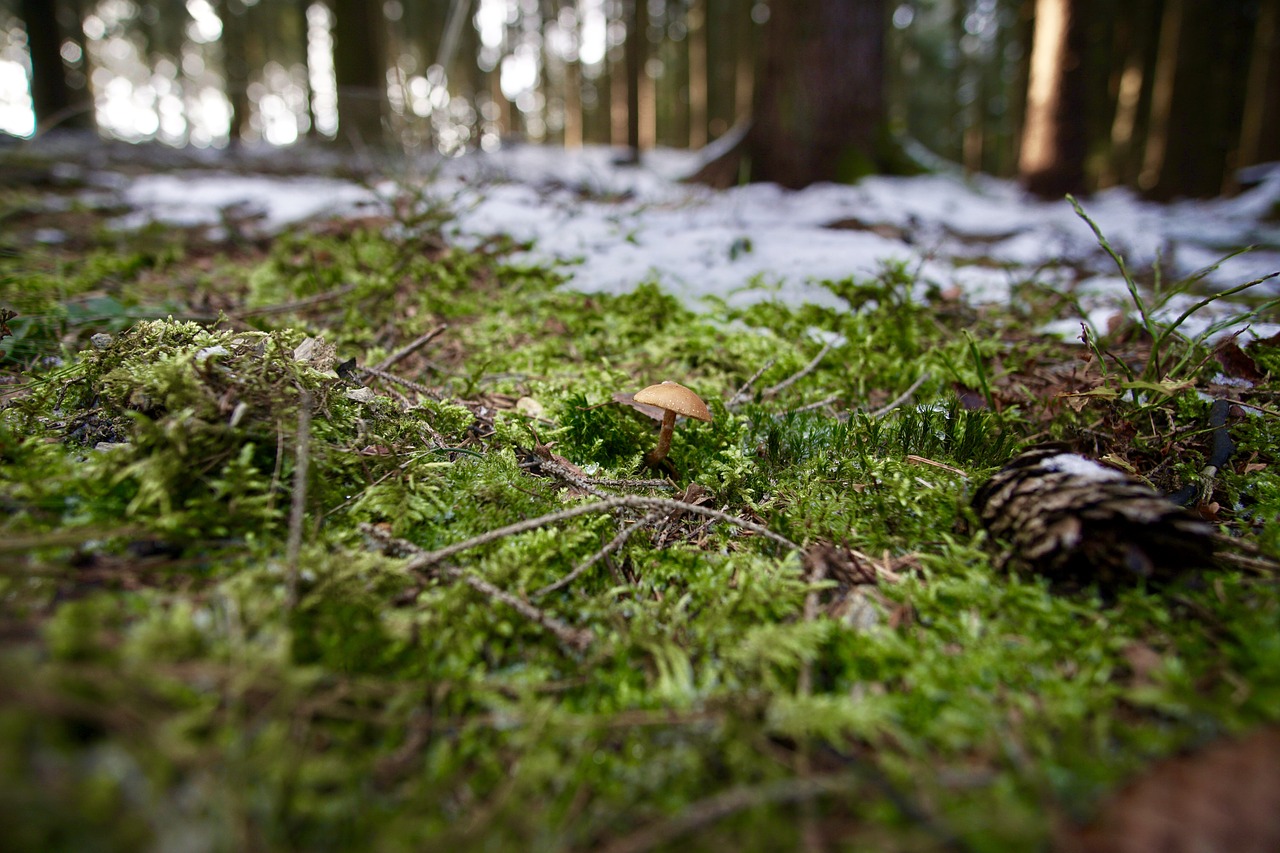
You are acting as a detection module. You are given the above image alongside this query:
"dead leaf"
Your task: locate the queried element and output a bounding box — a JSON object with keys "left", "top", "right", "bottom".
{"left": 612, "top": 391, "right": 666, "bottom": 421}
{"left": 1215, "top": 340, "right": 1264, "bottom": 382}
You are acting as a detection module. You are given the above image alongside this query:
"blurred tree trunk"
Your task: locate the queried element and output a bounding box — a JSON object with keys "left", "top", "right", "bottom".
{"left": 622, "top": 0, "right": 649, "bottom": 160}
{"left": 220, "top": 0, "right": 252, "bottom": 143}
{"left": 1100, "top": 0, "right": 1159, "bottom": 188}
{"left": 747, "top": 0, "right": 889, "bottom": 188}
{"left": 331, "top": 0, "right": 387, "bottom": 145}
{"left": 687, "top": 0, "right": 708, "bottom": 148}
{"left": 1239, "top": 0, "right": 1280, "bottom": 169}
{"left": 1141, "top": 0, "right": 1253, "bottom": 198}
{"left": 19, "top": 0, "right": 93, "bottom": 131}
{"left": 298, "top": 0, "right": 318, "bottom": 139}
{"left": 1018, "top": 0, "right": 1090, "bottom": 198}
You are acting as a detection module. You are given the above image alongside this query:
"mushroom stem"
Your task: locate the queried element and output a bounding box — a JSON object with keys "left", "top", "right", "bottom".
{"left": 644, "top": 409, "right": 678, "bottom": 466}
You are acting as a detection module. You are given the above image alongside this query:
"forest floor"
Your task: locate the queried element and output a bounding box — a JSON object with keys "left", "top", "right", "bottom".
{"left": 2, "top": 138, "right": 1280, "bottom": 852}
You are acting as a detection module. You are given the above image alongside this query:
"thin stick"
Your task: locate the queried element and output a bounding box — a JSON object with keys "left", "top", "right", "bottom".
{"left": 406, "top": 495, "right": 798, "bottom": 571}
{"left": 765, "top": 341, "right": 833, "bottom": 398}
{"left": 1220, "top": 397, "right": 1280, "bottom": 419}
{"left": 286, "top": 391, "right": 313, "bottom": 609}
{"left": 868, "top": 372, "right": 930, "bottom": 419}
{"left": 359, "top": 366, "right": 441, "bottom": 399}
{"left": 905, "top": 454, "right": 968, "bottom": 478}
{"left": 728, "top": 358, "right": 776, "bottom": 406}
{"left": 231, "top": 284, "right": 358, "bottom": 319}
{"left": 783, "top": 394, "right": 842, "bottom": 415}
{"left": 439, "top": 564, "right": 593, "bottom": 651}
{"left": 534, "top": 509, "right": 667, "bottom": 597}
{"left": 375, "top": 323, "right": 448, "bottom": 371}
{"left": 597, "top": 772, "right": 861, "bottom": 853}
{"left": 360, "top": 523, "right": 593, "bottom": 650}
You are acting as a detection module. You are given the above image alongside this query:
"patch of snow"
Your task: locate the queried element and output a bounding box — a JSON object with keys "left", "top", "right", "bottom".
{"left": 1038, "top": 453, "right": 1129, "bottom": 482}
{"left": 93, "top": 142, "right": 1280, "bottom": 330}
{"left": 112, "top": 172, "right": 383, "bottom": 233}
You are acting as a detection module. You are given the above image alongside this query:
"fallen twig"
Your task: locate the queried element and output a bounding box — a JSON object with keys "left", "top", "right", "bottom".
{"left": 905, "top": 454, "right": 968, "bottom": 478}
{"left": 728, "top": 358, "right": 776, "bottom": 407}
{"left": 231, "top": 284, "right": 358, "bottom": 319}
{"left": 406, "top": 495, "right": 799, "bottom": 571}
{"left": 360, "top": 523, "right": 593, "bottom": 651}
{"left": 359, "top": 365, "right": 442, "bottom": 399}
{"left": 868, "top": 372, "right": 931, "bottom": 419}
{"left": 375, "top": 323, "right": 449, "bottom": 371}
{"left": 534, "top": 508, "right": 667, "bottom": 597}
{"left": 765, "top": 341, "right": 834, "bottom": 399}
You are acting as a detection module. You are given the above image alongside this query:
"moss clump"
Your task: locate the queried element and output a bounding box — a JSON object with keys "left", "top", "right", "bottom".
{"left": 0, "top": 175, "right": 1277, "bottom": 853}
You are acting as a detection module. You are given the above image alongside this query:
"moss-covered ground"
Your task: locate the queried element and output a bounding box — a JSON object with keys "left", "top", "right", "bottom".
{"left": 1, "top": 162, "right": 1279, "bottom": 852}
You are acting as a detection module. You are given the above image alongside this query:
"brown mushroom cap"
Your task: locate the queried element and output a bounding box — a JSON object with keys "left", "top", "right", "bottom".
{"left": 632, "top": 381, "right": 712, "bottom": 422}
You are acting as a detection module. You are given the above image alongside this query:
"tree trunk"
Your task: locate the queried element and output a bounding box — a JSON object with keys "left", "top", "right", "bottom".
{"left": 745, "top": 0, "right": 888, "bottom": 188}
{"left": 331, "top": 0, "right": 387, "bottom": 145}
{"left": 19, "top": 0, "right": 93, "bottom": 132}
{"left": 220, "top": 0, "right": 252, "bottom": 143}
{"left": 687, "top": 0, "right": 708, "bottom": 149}
{"left": 1141, "top": 0, "right": 1253, "bottom": 199}
{"left": 622, "top": 0, "right": 649, "bottom": 161}
{"left": 1018, "top": 0, "right": 1090, "bottom": 198}
{"left": 1238, "top": 0, "right": 1280, "bottom": 170}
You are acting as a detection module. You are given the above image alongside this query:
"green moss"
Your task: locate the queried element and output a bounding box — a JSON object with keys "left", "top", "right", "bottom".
{"left": 0, "top": 183, "right": 1277, "bottom": 852}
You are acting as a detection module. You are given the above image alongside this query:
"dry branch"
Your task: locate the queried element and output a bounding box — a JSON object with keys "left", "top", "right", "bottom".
{"left": 405, "top": 495, "right": 798, "bottom": 571}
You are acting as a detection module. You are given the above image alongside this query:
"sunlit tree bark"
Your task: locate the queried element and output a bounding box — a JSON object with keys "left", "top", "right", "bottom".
{"left": 1018, "top": 0, "right": 1089, "bottom": 198}
{"left": 687, "top": 0, "right": 708, "bottom": 148}
{"left": 621, "top": 0, "right": 653, "bottom": 160}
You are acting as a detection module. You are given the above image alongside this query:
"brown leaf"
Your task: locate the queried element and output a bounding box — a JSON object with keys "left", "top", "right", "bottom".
{"left": 1214, "top": 340, "right": 1264, "bottom": 382}
{"left": 612, "top": 391, "right": 666, "bottom": 421}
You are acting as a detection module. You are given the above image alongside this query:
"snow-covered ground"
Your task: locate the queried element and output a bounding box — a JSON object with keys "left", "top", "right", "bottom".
{"left": 94, "top": 143, "right": 1280, "bottom": 341}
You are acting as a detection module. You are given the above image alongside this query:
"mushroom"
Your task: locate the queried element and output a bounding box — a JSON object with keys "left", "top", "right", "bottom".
{"left": 632, "top": 381, "right": 712, "bottom": 466}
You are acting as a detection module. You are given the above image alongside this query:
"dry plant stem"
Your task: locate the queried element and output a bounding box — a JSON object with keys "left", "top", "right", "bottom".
{"left": 360, "top": 366, "right": 441, "bottom": 399}
{"left": 784, "top": 394, "right": 842, "bottom": 415}
{"left": 406, "top": 495, "right": 799, "bottom": 571}
{"left": 906, "top": 454, "right": 969, "bottom": 477}
{"left": 644, "top": 410, "right": 678, "bottom": 465}
{"left": 435, "top": 565, "right": 593, "bottom": 651}
{"left": 286, "top": 390, "right": 313, "bottom": 610}
{"left": 729, "top": 358, "right": 776, "bottom": 407}
{"left": 765, "top": 341, "right": 833, "bottom": 399}
{"left": 868, "top": 372, "right": 931, "bottom": 419}
{"left": 375, "top": 323, "right": 448, "bottom": 371}
{"left": 598, "top": 771, "right": 862, "bottom": 853}
{"left": 360, "top": 523, "right": 592, "bottom": 651}
{"left": 230, "top": 284, "right": 358, "bottom": 319}
{"left": 534, "top": 508, "right": 667, "bottom": 597}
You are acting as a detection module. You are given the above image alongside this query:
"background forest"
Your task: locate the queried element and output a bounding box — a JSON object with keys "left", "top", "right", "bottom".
{"left": 4, "top": 0, "right": 1280, "bottom": 198}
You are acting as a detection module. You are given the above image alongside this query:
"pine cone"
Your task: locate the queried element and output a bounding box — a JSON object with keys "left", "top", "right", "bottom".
{"left": 972, "top": 447, "right": 1215, "bottom": 590}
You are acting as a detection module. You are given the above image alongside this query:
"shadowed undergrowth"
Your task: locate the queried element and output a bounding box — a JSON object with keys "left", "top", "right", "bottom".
{"left": 1, "top": 174, "right": 1279, "bottom": 852}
